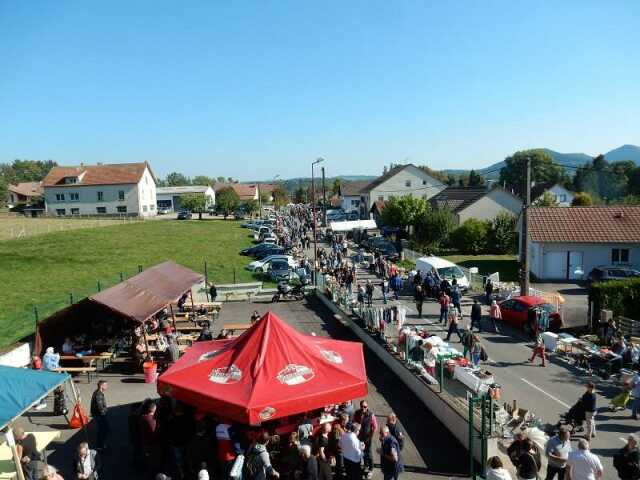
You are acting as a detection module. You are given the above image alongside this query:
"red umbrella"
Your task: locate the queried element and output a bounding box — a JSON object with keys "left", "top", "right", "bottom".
{"left": 157, "top": 311, "right": 368, "bottom": 425}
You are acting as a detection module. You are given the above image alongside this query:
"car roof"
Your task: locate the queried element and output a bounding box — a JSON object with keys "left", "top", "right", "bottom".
{"left": 509, "top": 296, "right": 548, "bottom": 306}
{"left": 416, "top": 256, "right": 458, "bottom": 269}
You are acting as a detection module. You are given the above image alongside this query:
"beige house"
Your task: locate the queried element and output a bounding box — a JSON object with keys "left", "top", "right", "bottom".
{"left": 430, "top": 186, "right": 523, "bottom": 225}
{"left": 43, "top": 162, "right": 157, "bottom": 217}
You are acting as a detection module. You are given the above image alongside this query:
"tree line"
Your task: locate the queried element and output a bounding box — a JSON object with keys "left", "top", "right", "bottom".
{"left": 0, "top": 159, "right": 57, "bottom": 204}
{"left": 379, "top": 195, "right": 517, "bottom": 255}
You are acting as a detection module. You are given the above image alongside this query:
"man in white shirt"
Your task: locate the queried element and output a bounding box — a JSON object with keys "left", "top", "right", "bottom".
{"left": 566, "top": 439, "right": 603, "bottom": 480}
{"left": 340, "top": 423, "right": 363, "bottom": 480}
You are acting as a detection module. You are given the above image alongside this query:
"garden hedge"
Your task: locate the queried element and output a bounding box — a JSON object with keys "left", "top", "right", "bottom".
{"left": 589, "top": 277, "right": 640, "bottom": 320}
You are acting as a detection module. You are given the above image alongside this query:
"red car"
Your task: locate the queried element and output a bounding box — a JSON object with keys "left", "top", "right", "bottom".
{"left": 498, "top": 296, "right": 563, "bottom": 333}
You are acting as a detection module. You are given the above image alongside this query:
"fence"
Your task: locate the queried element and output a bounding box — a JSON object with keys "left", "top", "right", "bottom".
{"left": 0, "top": 214, "right": 148, "bottom": 241}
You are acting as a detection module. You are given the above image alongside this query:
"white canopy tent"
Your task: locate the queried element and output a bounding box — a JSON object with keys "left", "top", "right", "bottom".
{"left": 329, "top": 219, "right": 378, "bottom": 232}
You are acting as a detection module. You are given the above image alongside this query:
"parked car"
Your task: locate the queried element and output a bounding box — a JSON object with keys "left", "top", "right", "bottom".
{"left": 361, "top": 236, "right": 387, "bottom": 251}
{"left": 587, "top": 266, "right": 640, "bottom": 285}
{"left": 177, "top": 210, "right": 192, "bottom": 220}
{"left": 157, "top": 207, "right": 171, "bottom": 215}
{"left": 254, "top": 247, "right": 286, "bottom": 259}
{"left": 374, "top": 241, "right": 399, "bottom": 260}
{"left": 415, "top": 256, "right": 470, "bottom": 291}
{"left": 241, "top": 242, "right": 275, "bottom": 256}
{"left": 235, "top": 211, "right": 247, "bottom": 220}
{"left": 268, "top": 260, "right": 293, "bottom": 282}
{"left": 262, "top": 235, "right": 278, "bottom": 245}
{"left": 346, "top": 211, "right": 360, "bottom": 221}
{"left": 499, "top": 296, "right": 563, "bottom": 332}
{"left": 247, "top": 255, "right": 295, "bottom": 273}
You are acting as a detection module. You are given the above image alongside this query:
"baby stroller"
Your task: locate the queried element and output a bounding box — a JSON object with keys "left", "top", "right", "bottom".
{"left": 556, "top": 399, "right": 586, "bottom": 434}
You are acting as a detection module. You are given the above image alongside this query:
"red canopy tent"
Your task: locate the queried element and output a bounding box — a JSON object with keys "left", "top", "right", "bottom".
{"left": 157, "top": 311, "right": 368, "bottom": 425}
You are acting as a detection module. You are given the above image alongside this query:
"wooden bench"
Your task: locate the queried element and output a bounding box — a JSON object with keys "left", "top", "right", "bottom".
{"left": 182, "top": 302, "right": 223, "bottom": 312}
{"left": 222, "top": 323, "right": 252, "bottom": 336}
{"left": 216, "top": 282, "right": 263, "bottom": 302}
{"left": 52, "top": 367, "right": 97, "bottom": 383}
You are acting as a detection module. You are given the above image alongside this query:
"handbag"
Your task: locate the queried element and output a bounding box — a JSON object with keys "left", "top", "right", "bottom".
{"left": 68, "top": 402, "right": 89, "bottom": 429}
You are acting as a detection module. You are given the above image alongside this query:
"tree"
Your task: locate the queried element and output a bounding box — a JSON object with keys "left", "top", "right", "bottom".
{"left": 414, "top": 208, "right": 456, "bottom": 252}
{"left": 490, "top": 212, "right": 517, "bottom": 254}
{"left": 272, "top": 185, "right": 289, "bottom": 208}
{"left": 499, "top": 150, "right": 567, "bottom": 195}
{"left": 628, "top": 167, "right": 640, "bottom": 196}
{"left": 467, "top": 169, "right": 485, "bottom": 187}
{"left": 571, "top": 192, "right": 594, "bottom": 206}
{"left": 243, "top": 199, "right": 259, "bottom": 217}
{"left": 293, "top": 187, "right": 306, "bottom": 204}
{"left": 165, "top": 172, "right": 190, "bottom": 186}
{"left": 445, "top": 174, "right": 457, "bottom": 186}
{"left": 331, "top": 178, "right": 341, "bottom": 196}
{"left": 216, "top": 176, "right": 226, "bottom": 184}
{"left": 450, "top": 218, "right": 492, "bottom": 254}
{"left": 216, "top": 187, "right": 240, "bottom": 219}
{"left": 533, "top": 191, "right": 559, "bottom": 207}
{"left": 179, "top": 193, "right": 207, "bottom": 220}
{"left": 192, "top": 175, "right": 214, "bottom": 186}
{"left": 574, "top": 156, "right": 635, "bottom": 202}
{"left": 380, "top": 196, "right": 428, "bottom": 232}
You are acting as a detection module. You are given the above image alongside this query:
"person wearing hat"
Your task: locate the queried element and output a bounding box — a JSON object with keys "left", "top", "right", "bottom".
{"left": 614, "top": 434, "right": 640, "bottom": 480}
{"left": 545, "top": 427, "right": 571, "bottom": 480}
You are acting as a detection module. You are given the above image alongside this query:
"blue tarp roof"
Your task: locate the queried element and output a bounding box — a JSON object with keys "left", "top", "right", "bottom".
{"left": 0, "top": 366, "right": 70, "bottom": 430}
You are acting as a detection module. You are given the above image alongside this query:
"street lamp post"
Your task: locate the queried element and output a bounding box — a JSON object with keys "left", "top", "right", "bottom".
{"left": 311, "top": 157, "right": 324, "bottom": 285}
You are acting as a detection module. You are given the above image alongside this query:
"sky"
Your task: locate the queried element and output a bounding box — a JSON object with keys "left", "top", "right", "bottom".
{"left": 1, "top": 1, "right": 639, "bottom": 181}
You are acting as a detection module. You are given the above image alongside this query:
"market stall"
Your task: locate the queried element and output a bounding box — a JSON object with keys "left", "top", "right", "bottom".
{"left": 36, "top": 261, "right": 205, "bottom": 362}
{"left": 158, "top": 311, "right": 368, "bottom": 425}
{"left": 0, "top": 366, "right": 71, "bottom": 480}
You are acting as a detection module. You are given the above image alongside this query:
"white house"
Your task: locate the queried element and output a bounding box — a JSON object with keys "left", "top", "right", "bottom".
{"left": 156, "top": 185, "right": 215, "bottom": 212}
{"left": 430, "top": 186, "right": 523, "bottom": 225}
{"left": 358, "top": 164, "right": 445, "bottom": 219}
{"left": 531, "top": 182, "right": 574, "bottom": 206}
{"left": 339, "top": 181, "right": 371, "bottom": 214}
{"left": 527, "top": 206, "right": 640, "bottom": 280}
{"left": 43, "top": 162, "right": 157, "bottom": 217}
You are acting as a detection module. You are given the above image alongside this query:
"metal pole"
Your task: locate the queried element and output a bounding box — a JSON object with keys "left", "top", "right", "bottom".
{"left": 521, "top": 156, "right": 531, "bottom": 296}
{"left": 321, "top": 166, "right": 327, "bottom": 227}
{"left": 233, "top": 267, "right": 236, "bottom": 285}
{"left": 439, "top": 360, "right": 444, "bottom": 393}
{"left": 189, "top": 289, "right": 196, "bottom": 312}
{"left": 469, "top": 396, "right": 475, "bottom": 479}
{"left": 33, "top": 306, "right": 39, "bottom": 331}
{"left": 312, "top": 165, "right": 318, "bottom": 285}
{"left": 69, "top": 293, "right": 74, "bottom": 305}
{"left": 97, "top": 280, "right": 101, "bottom": 292}
{"left": 257, "top": 182, "right": 262, "bottom": 219}
{"left": 204, "top": 261, "right": 209, "bottom": 301}
{"left": 138, "top": 264, "right": 143, "bottom": 273}
{"left": 120, "top": 272, "right": 124, "bottom": 282}
{"left": 481, "top": 396, "right": 487, "bottom": 471}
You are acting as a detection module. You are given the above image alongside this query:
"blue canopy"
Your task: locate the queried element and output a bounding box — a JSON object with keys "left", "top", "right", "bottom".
{"left": 0, "top": 366, "right": 70, "bottom": 430}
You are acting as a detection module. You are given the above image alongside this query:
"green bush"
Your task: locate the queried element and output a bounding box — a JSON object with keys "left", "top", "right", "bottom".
{"left": 589, "top": 278, "right": 640, "bottom": 319}
{"left": 450, "top": 218, "right": 492, "bottom": 254}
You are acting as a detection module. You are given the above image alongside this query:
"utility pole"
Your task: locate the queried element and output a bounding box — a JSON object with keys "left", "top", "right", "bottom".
{"left": 257, "top": 182, "right": 262, "bottom": 219}
{"left": 520, "top": 156, "right": 532, "bottom": 296}
{"left": 311, "top": 158, "right": 324, "bottom": 285}
{"left": 321, "top": 167, "right": 327, "bottom": 227}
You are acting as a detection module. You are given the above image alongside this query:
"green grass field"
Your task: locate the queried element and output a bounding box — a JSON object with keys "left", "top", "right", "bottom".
{"left": 441, "top": 254, "right": 519, "bottom": 282}
{"left": 0, "top": 220, "right": 262, "bottom": 346}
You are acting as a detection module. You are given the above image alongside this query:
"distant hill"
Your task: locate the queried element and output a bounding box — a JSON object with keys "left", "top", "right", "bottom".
{"left": 604, "top": 144, "right": 640, "bottom": 163}
{"left": 443, "top": 144, "right": 640, "bottom": 180}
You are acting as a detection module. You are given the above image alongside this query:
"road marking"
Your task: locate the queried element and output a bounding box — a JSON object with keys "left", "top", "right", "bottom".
{"left": 520, "top": 378, "right": 571, "bottom": 408}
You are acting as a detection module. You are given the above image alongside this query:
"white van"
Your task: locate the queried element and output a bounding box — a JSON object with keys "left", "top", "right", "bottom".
{"left": 415, "top": 256, "right": 470, "bottom": 291}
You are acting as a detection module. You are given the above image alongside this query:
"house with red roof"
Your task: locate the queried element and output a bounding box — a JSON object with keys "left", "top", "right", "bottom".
{"left": 527, "top": 206, "right": 640, "bottom": 280}
{"left": 42, "top": 162, "right": 157, "bottom": 217}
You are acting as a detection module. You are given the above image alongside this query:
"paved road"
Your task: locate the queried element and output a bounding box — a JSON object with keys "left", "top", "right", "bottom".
{"left": 348, "top": 259, "right": 631, "bottom": 480}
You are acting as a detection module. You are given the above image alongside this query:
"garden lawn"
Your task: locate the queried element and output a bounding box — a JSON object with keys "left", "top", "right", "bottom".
{"left": 441, "top": 254, "right": 519, "bottom": 282}
{"left": 0, "top": 220, "right": 261, "bottom": 346}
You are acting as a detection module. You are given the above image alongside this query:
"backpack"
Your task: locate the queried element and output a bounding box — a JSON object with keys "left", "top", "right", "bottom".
{"left": 242, "top": 446, "right": 264, "bottom": 480}
{"left": 480, "top": 346, "right": 488, "bottom": 362}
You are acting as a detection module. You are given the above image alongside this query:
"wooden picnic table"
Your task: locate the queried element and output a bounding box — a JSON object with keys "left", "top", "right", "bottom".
{"left": 60, "top": 352, "right": 113, "bottom": 370}
{"left": 147, "top": 344, "right": 189, "bottom": 355}
{"left": 222, "top": 323, "right": 252, "bottom": 336}
{"left": 52, "top": 366, "right": 97, "bottom": 383}
{"left": 0, "top": 430, "right": 61, "bottom": 480}
{"left": 182, "top": 302, "right": 222, "bottom": 312}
